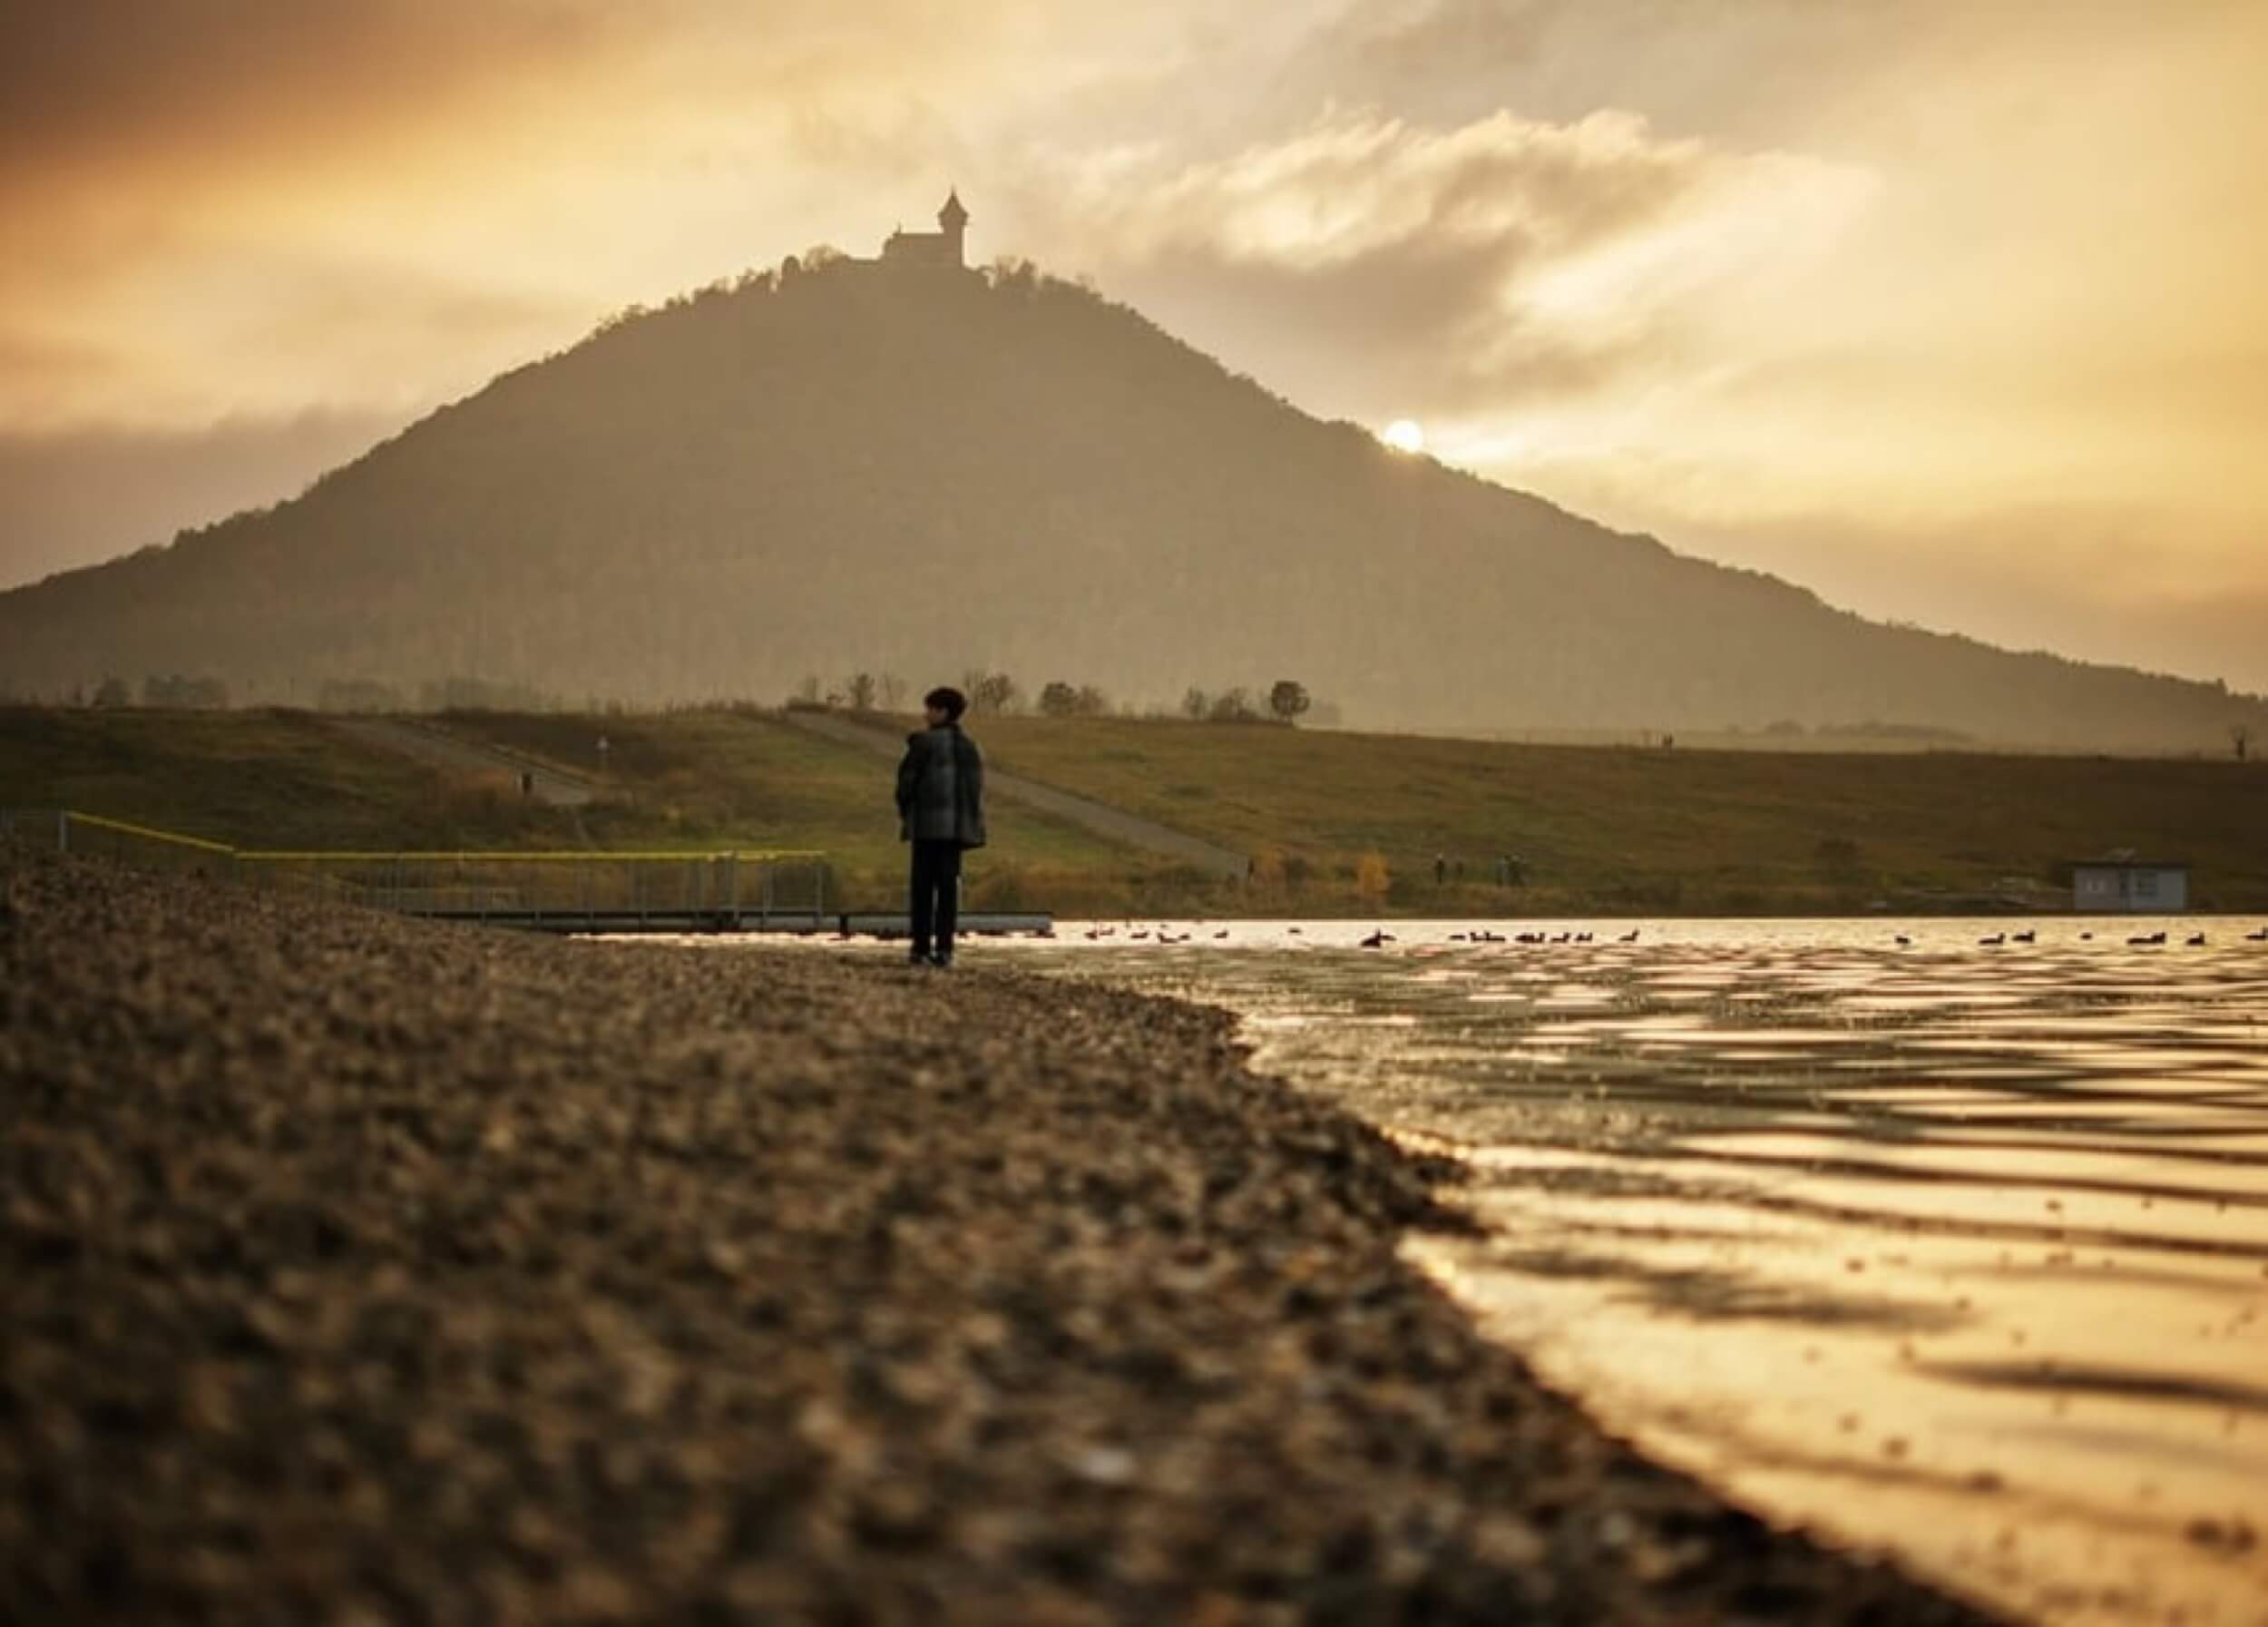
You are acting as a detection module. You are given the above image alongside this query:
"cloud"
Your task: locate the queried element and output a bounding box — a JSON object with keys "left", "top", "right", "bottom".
{"left": 0, "top": 1, "right": 640, "bottom": 180}
{"left": 1010, "top": 105, "right": 1871, "bottom": 418}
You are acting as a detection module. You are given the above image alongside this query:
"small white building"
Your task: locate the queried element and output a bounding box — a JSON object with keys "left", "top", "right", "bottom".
{"left": 2070, "top": 859, "right": 2189, "bottom": 913}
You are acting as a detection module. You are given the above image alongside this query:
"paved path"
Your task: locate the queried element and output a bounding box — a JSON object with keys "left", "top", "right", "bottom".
{"left": 326, "top": 718, "right": 596, "bottom": 808}
{"left": 778, "top": 711, "right": 1249, "bottom": 878}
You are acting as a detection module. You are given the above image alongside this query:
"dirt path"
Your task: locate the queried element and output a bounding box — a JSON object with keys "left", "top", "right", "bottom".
{"left": 327, "top": 716, "right": 596, "bottom": 808}
{"left": 780, "top": 710, "right": 1249, "bottom": 878}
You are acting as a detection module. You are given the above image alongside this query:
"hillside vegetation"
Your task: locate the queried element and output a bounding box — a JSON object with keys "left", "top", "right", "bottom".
{"left": 1, "top": 256, "right": 2261, "bottom": 750}
{"left": 0, "top": 707, "right": 1139, "bottom": 912}
{"left": 970, "top": 716, "right": 2268, "bottom": 913}
{"left": 11, "top": 707, "right": 2264, "bottom": 915}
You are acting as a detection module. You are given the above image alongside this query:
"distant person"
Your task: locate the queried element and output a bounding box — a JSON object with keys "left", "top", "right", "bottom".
{"left": 896, "top": 686, "right": 987, "bottom": 967}
{"left": 1433, "top": 853, "right": 1448, "bottom": 887}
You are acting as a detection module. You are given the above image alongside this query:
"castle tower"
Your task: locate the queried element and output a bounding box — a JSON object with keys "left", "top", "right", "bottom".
{"left": 937, "top": 189, "right": 968, "bottom": 266}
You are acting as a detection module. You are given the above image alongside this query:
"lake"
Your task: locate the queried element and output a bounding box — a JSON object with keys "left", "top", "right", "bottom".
{"left": 991, "top": 917, "right": 2268, "bottom": 1626}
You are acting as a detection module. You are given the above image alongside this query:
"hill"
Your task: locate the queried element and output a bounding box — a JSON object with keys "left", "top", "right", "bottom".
{"left": 1, "top": 252, "right": 2262, "bottom": 750}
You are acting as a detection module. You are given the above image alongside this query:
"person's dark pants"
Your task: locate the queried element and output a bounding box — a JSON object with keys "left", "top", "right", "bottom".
{"left": 909, "top": 838, "right": 963, "bottom": 961}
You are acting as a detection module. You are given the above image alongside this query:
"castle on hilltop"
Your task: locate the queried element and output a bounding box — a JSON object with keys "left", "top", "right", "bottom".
{"left": 879, "top": 190, "right": 969, "bottom": 270}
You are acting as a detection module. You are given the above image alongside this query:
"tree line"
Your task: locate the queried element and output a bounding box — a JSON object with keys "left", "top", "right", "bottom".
{"left": 791, "top": 669, "right": 1322, "bottom": 725}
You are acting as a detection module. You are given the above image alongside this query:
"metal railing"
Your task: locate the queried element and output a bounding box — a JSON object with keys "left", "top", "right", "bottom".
{"left": 5, "top": 809, "right": 827, "bottom": 932}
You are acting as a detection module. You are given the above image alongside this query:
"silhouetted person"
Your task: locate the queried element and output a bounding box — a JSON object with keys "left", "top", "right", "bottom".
{"left": 896, "top": 686, "right": 986, "bottom": 966}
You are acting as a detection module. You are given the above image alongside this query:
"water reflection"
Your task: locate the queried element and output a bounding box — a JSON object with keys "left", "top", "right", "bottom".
{"left": 1017, "top": 918, "right": 2268, "bottom": 1627}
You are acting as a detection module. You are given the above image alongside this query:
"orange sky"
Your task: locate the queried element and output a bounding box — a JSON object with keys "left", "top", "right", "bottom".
{"left": 4, "top": 0, "right": 2264, "bottom": 689}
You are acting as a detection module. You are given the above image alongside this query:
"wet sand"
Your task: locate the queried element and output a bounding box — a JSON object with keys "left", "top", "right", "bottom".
{"left": 0, "top": 857, "right": 1999, "bottom": 1623}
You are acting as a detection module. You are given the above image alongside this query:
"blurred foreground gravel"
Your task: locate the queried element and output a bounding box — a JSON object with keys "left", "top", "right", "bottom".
{"left": 0, "top": 855, "right": 2002, "bottom": 1624}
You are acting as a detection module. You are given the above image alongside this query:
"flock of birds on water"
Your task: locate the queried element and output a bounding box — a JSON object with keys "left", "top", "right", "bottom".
{"left": 1071, "top": 924, "right": 2268, "bottom": 950}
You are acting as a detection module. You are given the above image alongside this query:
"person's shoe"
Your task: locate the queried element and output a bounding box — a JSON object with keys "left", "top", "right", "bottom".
{"left": 907, "top": 948, "right": 931, "bottom": 966}
{"left": 930, "top": 952, "right": 953, "bottom": 969}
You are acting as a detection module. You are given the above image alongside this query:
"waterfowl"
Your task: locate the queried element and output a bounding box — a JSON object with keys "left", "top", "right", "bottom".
{"left": 1360, "top": 929, "right": 1393, "bottom": 949}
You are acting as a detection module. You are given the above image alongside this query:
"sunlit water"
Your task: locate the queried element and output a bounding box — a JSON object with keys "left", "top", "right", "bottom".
{"left": 673, "top": 916, "right": 2268, "bottom": 1624}
{"left": 1002, "top": 918, "right": 2268, "bottom": 1626}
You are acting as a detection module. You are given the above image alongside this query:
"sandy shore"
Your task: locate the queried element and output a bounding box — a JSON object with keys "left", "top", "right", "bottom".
{"left": 0, "top": 854, "right": 2002, "bottom": 1624}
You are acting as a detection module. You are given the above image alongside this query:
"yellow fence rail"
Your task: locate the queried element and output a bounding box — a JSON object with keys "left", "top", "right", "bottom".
{"left": 4, "top": 809, "right": 829, "bottom": 931}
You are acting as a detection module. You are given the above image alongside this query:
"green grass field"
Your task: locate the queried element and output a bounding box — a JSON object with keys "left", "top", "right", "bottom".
{"left": 0, "top": 708, "right": 552, "bottom": 851}
{"left": 6, "top": 705, "right": 2265, "bottom": 914}
{"left": 441, "top": 709, "right": 1142, "bottom": 911}
{"left": 974, "top": 716, "right": 2268, "bottom": 912}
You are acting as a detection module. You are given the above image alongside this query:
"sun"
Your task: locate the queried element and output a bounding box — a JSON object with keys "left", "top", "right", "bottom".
{"left": 1380, "top": 418, "right": 1425, "bottom": 454}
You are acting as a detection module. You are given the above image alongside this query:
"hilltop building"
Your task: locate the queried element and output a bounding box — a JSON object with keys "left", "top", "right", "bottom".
{"left": 880, "top": 190, "right": 969, "bottom": 270}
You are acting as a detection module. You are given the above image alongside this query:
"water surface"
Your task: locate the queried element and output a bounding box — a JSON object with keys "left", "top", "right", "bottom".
{"left": 1002, "top": 917, "right": 2268, "bottom": 1626}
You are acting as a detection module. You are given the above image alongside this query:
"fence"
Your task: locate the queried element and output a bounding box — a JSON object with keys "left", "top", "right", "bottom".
{"left": 4, "top": 809, "right": 828, "bottom": 932}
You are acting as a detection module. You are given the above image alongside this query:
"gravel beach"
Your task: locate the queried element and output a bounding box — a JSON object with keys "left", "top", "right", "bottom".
{"left": 1, "top": 855, "right": 2003, "bottom": 1625}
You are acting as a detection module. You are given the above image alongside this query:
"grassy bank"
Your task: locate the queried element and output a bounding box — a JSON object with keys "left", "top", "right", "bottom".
{"left": 0, "top": 707, "right": 562, "bottom": 851}
{"left": 8, "top": 704, "right": 2266, "bottom": 913}
{"left": 974, "top": 715, "right": 2268, "bottom": 914}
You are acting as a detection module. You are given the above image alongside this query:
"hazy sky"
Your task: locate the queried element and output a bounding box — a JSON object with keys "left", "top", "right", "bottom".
{"left": 5, "top": 1, "right": 2265, "bottom": 689}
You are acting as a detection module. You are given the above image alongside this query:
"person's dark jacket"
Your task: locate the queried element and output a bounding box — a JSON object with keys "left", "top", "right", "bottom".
{"left": 896, "top": 723, "right": 986, "bottom": 848}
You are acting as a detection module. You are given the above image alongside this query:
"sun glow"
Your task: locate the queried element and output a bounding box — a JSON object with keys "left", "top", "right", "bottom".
{"left": 1381, "top": 417, "right": 1425, "bottom": 454}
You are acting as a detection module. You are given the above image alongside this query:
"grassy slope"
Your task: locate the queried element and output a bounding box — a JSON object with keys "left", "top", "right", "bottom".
{"left": 0, "top": 708, "right": 1139, "bottom": 912}
{"left": 410, "top": 710, "right": 1142, "bottom": 911}
{"left": 7, "top": 707, "right": 2264, "bottom": 913}
{"left": 0, "top": 707, "right": 571, "bottom": 851}
{"left": 972, "top": 717, "right": 2268, "bottom": 913}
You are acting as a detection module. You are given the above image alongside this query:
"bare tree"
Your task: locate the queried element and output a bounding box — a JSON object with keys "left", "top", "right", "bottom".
{"left": 879, "top": 672, "right": 907, "bottom": 711}
{"left": 977, "top": 671, "right": 1019, "bottom": 714}
{"left": 1181, "top": 686, "right": 1210, "bottom": 720}
{"left": 1208, "top": 687, "right": 1255, "bottom": 722}
{"left": 1039, "top": 681, "right": 1080, "bottom": 717}
{"left": 846, "top": 671, "right": 878, "bottom": 711}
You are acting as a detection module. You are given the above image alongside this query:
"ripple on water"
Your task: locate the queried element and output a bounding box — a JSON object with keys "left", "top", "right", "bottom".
{"left": 1017, "top": 917, "right": 2268, "bottom": 1627}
